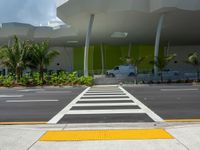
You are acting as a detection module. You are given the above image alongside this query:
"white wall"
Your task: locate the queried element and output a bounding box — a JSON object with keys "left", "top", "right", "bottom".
{"left": 48, "top": 47, "right": 74, "bottom": 72}
{"left": 167, "top": 45, "right": 200, "bottom": 73}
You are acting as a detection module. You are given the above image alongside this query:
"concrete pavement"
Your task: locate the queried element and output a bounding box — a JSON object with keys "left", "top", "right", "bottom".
{"left": 0, "top": 122, "right": 200, "bottom": 150}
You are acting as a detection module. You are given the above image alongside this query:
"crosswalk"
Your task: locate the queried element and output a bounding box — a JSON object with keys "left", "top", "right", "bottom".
{"left": 48, "top": 85, "right": 163, "bottom": 124}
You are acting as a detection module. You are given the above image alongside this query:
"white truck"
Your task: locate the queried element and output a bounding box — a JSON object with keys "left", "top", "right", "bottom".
{"left": 106, "top": 65, "right": 136, "bottom": 77}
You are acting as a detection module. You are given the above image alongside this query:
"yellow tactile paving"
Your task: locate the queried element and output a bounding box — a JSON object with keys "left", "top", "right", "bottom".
{"left": 0, "top": 122, "right": 47, "bottom": 125}
{"left": 39, "top": 129, "right": 173, "bottom": 141}
{"left": 165, "top": 119, "right": 200, "bottom": 122}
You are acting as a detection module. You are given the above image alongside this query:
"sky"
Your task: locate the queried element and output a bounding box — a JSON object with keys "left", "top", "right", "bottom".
{"left": 0, "top": 0, "right": 60, "bottom": 26}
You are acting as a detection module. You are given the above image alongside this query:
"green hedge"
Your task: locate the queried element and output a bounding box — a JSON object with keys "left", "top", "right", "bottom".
{"left": 0, "top": 72, "right": 93, "bottom": 87}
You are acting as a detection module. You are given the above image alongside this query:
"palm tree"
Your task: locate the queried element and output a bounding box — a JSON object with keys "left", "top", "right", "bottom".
{"left": 150, "top": 54, "right": 176, "bottom": 82}
{"left": 30, "top": 41, "right": 59, "bottom": 83}
{"left": 132, "top": 56, "right": 146, "bottom": 84}
{"left": 120, "top": 56, "right": 132, "bottom": 64}
{"left": 185, "top": 52, "right": 200, "bottom": 81}
{"left": 0, "top": 36, "right": 31, "bottom": 81}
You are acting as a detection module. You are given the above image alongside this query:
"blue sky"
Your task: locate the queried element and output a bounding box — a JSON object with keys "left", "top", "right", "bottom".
{"left": 0, "top": 0, "right": 57, "bottom": 26}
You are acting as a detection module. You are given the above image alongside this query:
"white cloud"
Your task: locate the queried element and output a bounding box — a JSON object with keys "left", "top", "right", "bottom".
{"left": 0, "top": 0, "right": 57, "bottom": 26}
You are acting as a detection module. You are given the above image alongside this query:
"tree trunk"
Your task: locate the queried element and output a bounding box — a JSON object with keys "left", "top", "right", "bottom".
{"left": 135, "top": 66, "right": 138, "bottom": 84}
{"left": 39, "top": 65, "right": 44, "bottom": 84}
{"left": 161, "top": 72, "right": 163, "bottom": 83}
{"left": 197, "top": 70, "right": 200, "bottom": 82}
{"left": 15, "top": 67, "right": 21, "bottom": 82}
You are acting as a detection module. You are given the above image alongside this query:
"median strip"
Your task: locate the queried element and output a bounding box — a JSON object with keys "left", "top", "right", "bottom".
{"left": 39, "top": 129, "right": 173, "bottom": 141}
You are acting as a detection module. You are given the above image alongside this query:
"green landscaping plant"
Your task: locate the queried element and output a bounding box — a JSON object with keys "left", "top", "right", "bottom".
{"left": 0, "top": 75, "right": 4, "bottom": 86}
{"left": 132, "top": 56, "right": 146, "bottom": 84}
{"left": 78, "top": 76, "right": 93, "bottom": 86}
{"left": 32, "top": 72, "right": 43, "bottom": 86}
{"left": 2, "top": 75, "right": 14, "bottom": 87}
{"left": 120, "top": 56, "right": 132, "bottom": 64}
{"left": 185, "top": 52, "right": 200, "bottom": 81}
{"left": 0, "top": 36, "right": 32, "bottom": 81}
{"left": 30, "top": 41, "right": 59, "bottom": 83}
{"left": 19, "top": 73, "right": 32, "bottom": 86}
{"left": 68, "top": 72, "right": 79, "bottom": 84}
{"left": 150, "top": 54, "right": 176, "bottom": 82}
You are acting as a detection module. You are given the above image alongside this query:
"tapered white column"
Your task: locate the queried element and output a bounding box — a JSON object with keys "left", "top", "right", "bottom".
{"left": 101, "top": 44, "right": 104, "bottom": 75}
{"left": 154, "top": 14, "right": 165, "bottom": 76}
{"left": 84, "top": 14, "right": 95, "bottom": 76}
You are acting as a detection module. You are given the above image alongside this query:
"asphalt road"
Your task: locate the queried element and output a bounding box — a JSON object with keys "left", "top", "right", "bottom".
{"left": 0, "top": 87, "right": 85, "bottom": 122}
{"left": 124, "top": 84, "right": 200, "bottom": 120}
{"left": 0, "top": 84, "right": 200, "bottom": 124}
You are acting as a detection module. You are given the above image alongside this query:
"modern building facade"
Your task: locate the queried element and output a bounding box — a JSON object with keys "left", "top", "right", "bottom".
{"left": 0, "top": 0, "right": 200, "bottom": 75}
{"left": 56, "top": 0, "right": 200, "bottom": 76}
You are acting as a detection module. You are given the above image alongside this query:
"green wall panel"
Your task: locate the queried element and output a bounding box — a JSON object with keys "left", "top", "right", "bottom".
{"left": 73, "top": 47, "right": 84, "bottom": 71}
{"left": 73, "top": 44, "right": 164, "bottom": 74}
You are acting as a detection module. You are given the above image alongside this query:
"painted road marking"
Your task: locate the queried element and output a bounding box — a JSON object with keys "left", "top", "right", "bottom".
{"left": 49, "top": 85, "right": 163, "bottom": 123}
{"left": 37, "top": 91, "right": 72, "bottom": 94}
{"left": 0, "top": 122, "right": 47, "bottom": 125}
{"left": 81, "top": 95, "right": 128, "bottom": 97}
{"left": 84, "top": 93, "right": 125, "bottom": 95}
{"left": 165, "top": 119, "right": 200, "bottom": 122}
{"left": 160, "top": 88, "right": 198, "bottom": 92}
{"left": 75, "top": 103, "right": 137, "bottom": 106}
{"left": 119, "top": 86, "right": 163, "bottom": 122}
{"left": 6, "top": 100, "right": 59, "bottom": 103}
{"left": 39, "top": 129, "right": 173, "bottom": 141}
{"left": 79, "top": 98, "right": 131, "bottom": 101}
{"left": 66, "top": 109, "right": 144, "bottom": 114}
{"left": 18, "top": 89, "right": 45, "bottom": 92}
{"left": 48, "top": 87, "right": 91, "bottom": 124}
{"left": 0, "top": 95, "right": 24, "bottom": 98}
{"left": 87, "top": 91, "right": 122, "bottom": 93}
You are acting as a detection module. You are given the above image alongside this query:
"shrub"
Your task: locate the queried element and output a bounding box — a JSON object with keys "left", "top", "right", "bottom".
{"left": 32, "top": 72, "right": 43, "bottom": 86}
{"left": 78, "top": 76, "right": 93, "bottom": 86}
{"left": 3, "top": 75, "right": 14, "bottom": 87}
{"left": 58, "top": 71, "right": 69, "bottom": 85}
{"left": 49, "top": 72, "right": 59, "bottom": 85}
{"left": 0, "top": 75, "right": 4, "bottom": 86}
{"left": 68, "top": 72, "right": 79, "bottom": 84}
{"left": 0, "top": 71, "right": 94, "bottom": 87}
{"left": 19, "top": 74, "right": 32, "bottom": 86}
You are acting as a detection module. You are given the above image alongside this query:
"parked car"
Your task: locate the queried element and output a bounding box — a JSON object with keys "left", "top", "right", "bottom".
{"left": 106, "top": 65, "right": 136, "bottom": 77}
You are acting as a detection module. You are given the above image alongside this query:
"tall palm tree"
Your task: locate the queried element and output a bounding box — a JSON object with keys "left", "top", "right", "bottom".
{"left": 185, "top": 52, "right": 200, "bottom": 81}
{"left": 0, "top": 36, "right": 31, "bottom": 81}
{"left": 133, "top": 56, "right": 146, "bottom": 75}
{"left": 132, "top": 56, "right": 146, "bottom": 84}
{"left": 150, "top": 54, "right": 176, "bottom": 82}
{"left": 30, "top": 41, "right": 59, "bottom": 83}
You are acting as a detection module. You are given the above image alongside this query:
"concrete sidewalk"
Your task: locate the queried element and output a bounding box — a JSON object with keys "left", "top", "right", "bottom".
{"left": 0, "top": 122, "right": 200, "bottom": 150}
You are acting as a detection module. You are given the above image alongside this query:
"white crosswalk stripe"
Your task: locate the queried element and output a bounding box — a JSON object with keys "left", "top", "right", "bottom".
{"left": 48, "top": 85, "right": 163, "bottom": 124}
{"left": 75, "top": 103, "right": 137, "bottom": 106}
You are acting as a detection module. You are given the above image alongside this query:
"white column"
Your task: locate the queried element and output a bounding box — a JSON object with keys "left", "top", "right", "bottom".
{"left": 154, "top": 14, "right": 165, "bottom": 76}
{"left": 84, "top": 14, "right": 95, "bottom": 76}
{"left": 101, "top": 43, "right": 104, "bottom": 75}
